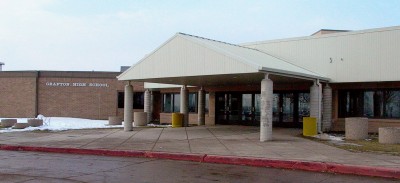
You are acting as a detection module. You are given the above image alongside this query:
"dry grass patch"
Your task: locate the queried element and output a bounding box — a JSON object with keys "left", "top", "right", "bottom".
{"left": 303, "top": 134, "right": 400, "bottom": 156}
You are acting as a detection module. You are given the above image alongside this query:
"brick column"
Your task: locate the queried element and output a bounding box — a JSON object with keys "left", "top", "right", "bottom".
{"left": 144, "top": 89, "right": 151, "bottom": 123}
{"left": 322, "top": 84, "right": 332, "bottom": 132}
{"left": 180, "top": 85, "right": 189, "bottom": 127}
{"left": 198, "top": 87, "right": 205, "bottom": 125}
{"left": 260, "top": 74, "right": 273, "bottom": 142}
{"left": 124, "top": 83, "right": 133, "bottom": 131}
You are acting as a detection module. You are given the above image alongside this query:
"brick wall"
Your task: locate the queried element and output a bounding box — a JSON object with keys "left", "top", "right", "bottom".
{"left": 0, "top": 73, "right": 37, "bottom": 118}
{"left": 38, "top": 77, "right": 119, "bottom": 119}
{"left": 332, "top": 118, "right": 400, "bottom": 133}
{"left": 37, "top": 72, "right": 144, "bottom": 120}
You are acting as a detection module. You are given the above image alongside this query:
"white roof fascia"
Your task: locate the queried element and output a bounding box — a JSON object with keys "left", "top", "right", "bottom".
{"left": 242, "top": 25, "right": 400, "bottom": 46}
{"left": 259, "top": 67, "right": 329, "bottom": 82}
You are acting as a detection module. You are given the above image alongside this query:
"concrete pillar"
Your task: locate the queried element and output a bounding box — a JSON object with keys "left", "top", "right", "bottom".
{"left": 310, "top": 81, "right": 322, "bottom": 132}
{"left": 124, "top": 83, "right": 133, "bottom": 131}
{"left": 260, "top": 74, "right": 273, "bottom": 142}
{"left": 144, "top": 89, "right": 151, "bottom": 123}
{"left": 322, "top": 84, "right": 332, "bottom": 132}
{"left": 198, "top": 87, "right": 205, "bottom": 125}
{"left": 180, "top": 85, "right": 189, "bottom": 127}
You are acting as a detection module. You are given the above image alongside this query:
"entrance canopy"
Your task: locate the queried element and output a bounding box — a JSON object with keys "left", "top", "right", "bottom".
{"left": 118, "top": 33, "right": 329, "bottom": 86}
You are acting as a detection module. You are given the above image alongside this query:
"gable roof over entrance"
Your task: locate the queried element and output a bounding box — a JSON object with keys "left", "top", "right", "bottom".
{"left": 118, "top": 33, "right": 328, "bottom": 85}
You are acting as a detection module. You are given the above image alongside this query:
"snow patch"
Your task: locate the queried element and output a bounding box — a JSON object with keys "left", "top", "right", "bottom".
{"left": 0, "top": 116, "right": 121, "bottom": 133}
{"left": 1, "top": 116, "right": 171, "bottom": 133}
{"left": 313, "top": 133, "right": 344, "bottom": 141}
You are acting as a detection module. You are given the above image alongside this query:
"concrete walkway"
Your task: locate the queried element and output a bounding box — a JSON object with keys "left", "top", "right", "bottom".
{"left": 0, "top": 126, "right": 400, "bottom": 169}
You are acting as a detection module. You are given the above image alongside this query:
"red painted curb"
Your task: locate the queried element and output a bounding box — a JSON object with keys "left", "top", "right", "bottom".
{"left": 203, "top": 155, "right": 400, "bottom": 179}
{"left": 1, "top": 144, "right": 399, "bottom": 179}
{"left": 326, "top": 163, "right": 400, "bottom": 180}
{"left": 0, "top": 144, "right": 146, "bottom": 158}
{"left": 144, "top": 151, "right": 206, "bottom": 162}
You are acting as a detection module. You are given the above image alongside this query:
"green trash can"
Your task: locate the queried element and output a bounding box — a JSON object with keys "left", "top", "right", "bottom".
{"left": 172, "top": 113, "right": 183, "bottom": 127}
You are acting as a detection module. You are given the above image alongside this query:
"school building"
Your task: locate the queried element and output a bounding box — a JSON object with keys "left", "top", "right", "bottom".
{"left": 1, "top": 26, "right": 399, "bottom": 141}
{"left": 118, "top": 26, "right": 400, "bottom": 141}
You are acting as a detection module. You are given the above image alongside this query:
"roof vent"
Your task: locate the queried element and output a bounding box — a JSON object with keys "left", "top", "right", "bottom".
{"left": 0, "top": 62, "right": 4, "bottom": 71}
{"left": 311, "top": 29, "right": 350, "bottom": 36}
{"left": 120, "top": 66, "right": 130, "bottom": 72}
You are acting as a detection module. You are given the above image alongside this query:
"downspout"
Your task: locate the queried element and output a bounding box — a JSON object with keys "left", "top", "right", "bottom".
{"left": 35, "top": 71, "right": 39, "bottom": 118}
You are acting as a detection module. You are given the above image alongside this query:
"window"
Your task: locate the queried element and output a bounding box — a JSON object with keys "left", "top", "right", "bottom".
{"left": 205, "top": 93, "right": 209, "bottom": 113}
{"left": 163, "top": 93, "right": 181, "bottom": 113}
{"left": 162, "top": 93, "right": 199, "bottom": 113}
{"left": 117, "top": 92, "right": 144, "bottom": 109}
{"left": 163, "top": 93, "right": 173, "bottom": 112}
{"left": 339, "top": 89, "right": 400, "bottom": 119}
{"left": 173, "top": 94, "right": 180, "bottom": 112}
{"left": 133, "top": 92, "right": 144, "bottom": 109}
{"left": 189, "top": 93, "right": 197, "bottom": 112}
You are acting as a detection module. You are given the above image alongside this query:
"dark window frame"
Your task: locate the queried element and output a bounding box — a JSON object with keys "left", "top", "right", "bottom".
{"left": 338, "top": 89, "right": 400, "bottom": 119}
{"left": 162, "top": 93, "right": 199, "bottom": 113}
{"left": 117, "top": 92, "right": 144, "bottom": 109}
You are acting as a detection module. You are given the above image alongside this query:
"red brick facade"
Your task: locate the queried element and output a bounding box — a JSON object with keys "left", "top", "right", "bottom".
{"left": 0, "top": 71, "right": 144, "bottom": 120}
{"left": 0, "top": 72, "right": 37, "bottom": 118}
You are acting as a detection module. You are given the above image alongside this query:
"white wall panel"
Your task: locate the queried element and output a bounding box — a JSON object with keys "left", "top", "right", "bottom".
{"left": 245, "top": 27, "right": 400, "bottom": 82}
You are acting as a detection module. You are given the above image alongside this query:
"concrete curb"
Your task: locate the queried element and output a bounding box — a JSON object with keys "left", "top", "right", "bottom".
{"left": 0, "top": 144, "right": 399, "bottom": 179}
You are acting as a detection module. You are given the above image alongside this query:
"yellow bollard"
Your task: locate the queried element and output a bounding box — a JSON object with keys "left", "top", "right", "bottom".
{"left": 303, "top": 117, "right": 317, "bottom": 136}
{"left": 172, "top": 113, "right": 183, "bottom": 127}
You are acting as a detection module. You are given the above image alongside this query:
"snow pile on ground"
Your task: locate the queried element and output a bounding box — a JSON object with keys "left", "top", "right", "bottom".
{"left": 0, "top": 116, "right": 122, "bottom": 133}
{"left": 313, "top": 133, "right": 344, "bottom": 141}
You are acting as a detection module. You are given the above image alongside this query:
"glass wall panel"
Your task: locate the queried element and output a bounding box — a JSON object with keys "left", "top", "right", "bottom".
{"left": 173, "top": 94, "right": 180, "bottom": 112}
{"left": 273, "top": 94, "right": 280, "bottom": 122}
{"left": 205, "top": 93, "right": 209, "bottom": 113}
{"left": 339, "top": 89, "right": 400, "bottom": 119}
{"left": 163, "top": 94, "right": 172, "bottom": 113}
{"left": 384, "top": 91, "right": 400, "bottom": 118}
{"left": 364, "top": 91, "right": 374, "bottom": 117}
{"left": 254, "top": 94, "right": 261, "bottom": 121}
{"left": 298, "top": 93, "right": 310, "bottom": 122}
{"left": 242, "top": 94, "right": 252, "bottom": 121}
{"left": 282, "top": 93, "right": 294, "bottom": 123}
{"left": 188, "top": 93, "right": 197, "bottom": 112}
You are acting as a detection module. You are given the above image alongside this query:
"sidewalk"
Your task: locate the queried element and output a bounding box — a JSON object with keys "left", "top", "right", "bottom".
{"left": 0, "top": 126, "right": 399, "bottom": 178}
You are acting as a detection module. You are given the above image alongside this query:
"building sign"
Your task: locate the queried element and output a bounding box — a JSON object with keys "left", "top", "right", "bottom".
{"left": 45, "top": 82, "right": 109, "bottom": 88}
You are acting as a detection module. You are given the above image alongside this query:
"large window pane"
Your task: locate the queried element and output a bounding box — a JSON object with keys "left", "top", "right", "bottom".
{"left": 255, "top": 94, "right": 261, "bottom": 121}
{"left": 117, "top": 92, "right": 143, "bottom": 109}
{"left": 205, "top": 93, "right": 209, "bottom": 113}
{"left": 384, "top": 90, "right": 400, "bottom": 118}
{"left": 163, "top": 94, "right": 172, "bottom": 112}
{"left": 242, "top": 94, "right": 252, "bottom": 121}
{"left": 173, "top": 94, "right": 180, "bottom": 112}
{"left": 364, "top": 91, "right": 374, "bottom": 117}
{"left": 339, "top": 89, "right": 400, "bottom": 119}
{"left": 273, "top": 94, "right": 280, "bottom": 122}
{"left": 298, "top": 93, "right": 310, "bottom": 122}
{"left": 133, "top": 92, "right": 144, "bottom": 109}
{"left": 188, "top": 93, "right": 197, "bottom": 112}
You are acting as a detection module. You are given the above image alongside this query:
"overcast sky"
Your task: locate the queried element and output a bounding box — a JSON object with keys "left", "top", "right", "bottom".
{"left": 1, "top": 0, "right": 400, "bottom": 72}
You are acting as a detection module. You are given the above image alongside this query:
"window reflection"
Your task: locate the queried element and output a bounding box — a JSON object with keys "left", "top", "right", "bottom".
{"left": 339, "top": 90, "right": 400, "bottom": 119}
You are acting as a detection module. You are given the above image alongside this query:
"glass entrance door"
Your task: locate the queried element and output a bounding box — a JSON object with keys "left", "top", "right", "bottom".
{"left": 216, "top": 93, "right": 260, "bottom": 125}
{"left": 241, "top": 94, "right": 260, "bottom": 125}
{"left": 216, "top": 93, "right": 241, "bottom": 125}
{"left": 273, "top": 92, "right": 310, "bottom": 127}
{"left": 216, "top": 92, "right": 309, "bottom": 127}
